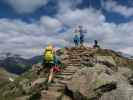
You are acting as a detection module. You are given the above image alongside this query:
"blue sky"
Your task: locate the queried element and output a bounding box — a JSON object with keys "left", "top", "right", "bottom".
{"left": 0, "top": 0, "right": 133, "bottom": 57}
{"left": 0, "top": 0, "right": 132, "bottom": 23}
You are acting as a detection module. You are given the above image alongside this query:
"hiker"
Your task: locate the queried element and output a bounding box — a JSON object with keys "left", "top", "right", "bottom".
{"left": 93, "top": 40, "right": 100, "bottom": 48}
{"left": 73, "top": 34, "right": 80, "bottom": 46}
{"left": 75, "top": 25, "right": 86, "bottom": 46}
{"left": 43, "top": 44, "right": 61, "bottom": 86}
{"left": 73, "top": 26, "right": 80, "bottom": 46}
{"left": 43, "top": 43, "right": 55, "bottom": 70}
{"left": 78, "top": 25, "right": 85, "bottom": 46}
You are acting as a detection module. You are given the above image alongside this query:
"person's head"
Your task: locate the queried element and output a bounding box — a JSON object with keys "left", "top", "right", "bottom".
{"left": 47, "top": 43, "right": 53, "bottom": 48}
{"left": 48, "top": 43, "right": 53, "bottom": 47}
{"left": 78, "top": 25, "right": 82, "bottom": 29}
{"left": 75, "top": 25, "right": 82, "bottom": 32}
{"left": 94, "top": 40, "right": 98, "bottom": 44}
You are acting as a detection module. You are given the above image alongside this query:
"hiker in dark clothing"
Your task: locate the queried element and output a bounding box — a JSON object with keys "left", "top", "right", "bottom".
{"left": 93, "top": 40, "right": 100, "bottom": 48}
{"left": 80, "top": 32, "right": 84, "bottom": 46}
{"left": 78, "top": 25, "right": 86, "bottom": 46}
{"left": 78, "top": 25, "right": 84, "bottom": 45}
{"left": 73, "top": 34, "right": 80, "bottom": 46}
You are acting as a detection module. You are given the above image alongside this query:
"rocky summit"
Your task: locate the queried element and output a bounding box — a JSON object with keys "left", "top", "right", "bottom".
{"left": 0, "top": 46, "right": 133, "bottom": 100}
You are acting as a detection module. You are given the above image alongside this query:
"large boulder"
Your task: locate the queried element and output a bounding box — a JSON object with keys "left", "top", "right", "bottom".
{"left": 118, "top": 67, "right": 133, "bottom": 78}
{"left": 19, "top": 78, "right": 31, "bottom": 94}
{"left": 65, "top": 64, "right": 133, "bottom": 100}
{"left": 66, "top": 65, "right": 117, "bottom": 99}
{"left": 32, "top": 64, "right": 44, "bottom": 74}
{"left": 100, "top": 73, "right": 133, "bottom": 100}
{"left": 95, "top": 56, "right": 117, "bottom": 71}
{"left": 31, "top": 78, "right": 46, "bottom": 87}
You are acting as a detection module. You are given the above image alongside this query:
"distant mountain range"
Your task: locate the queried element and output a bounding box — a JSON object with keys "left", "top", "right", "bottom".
{"left": 0, "top": 54, "right": 43, "bottom": 75}
{"left": 0, "top": 50, "right": 132, "bottom": 75}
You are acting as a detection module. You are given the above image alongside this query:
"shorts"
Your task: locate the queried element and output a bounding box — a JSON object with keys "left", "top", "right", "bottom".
{"left": 50, "top": 65, "right": 61, "bottom": 73}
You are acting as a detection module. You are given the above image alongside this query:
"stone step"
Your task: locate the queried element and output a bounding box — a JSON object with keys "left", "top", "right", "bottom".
{"left": 41, "top": 90, "right": 62, "bottom": 100}
{"left": 48, "top": 83, "right": 65, "bottom": 91}
{"left": 67, "top": 64, "right": 81, "bottom": 66}
{"left": 55, "top": 75, "right": 72, "bottom": 80}
{"left": 61, "top": 71, "right": 75, "bottom": 74}
{"left": 68, "top": 53, "right": 81, "bottom": 55}
{"left": 68, "top": 56, "right": 81, "bottom": 59}
{"left": 69, "top": 62, "right": 81, "bottom": 64}
{"left": 67, "top": 60, "right": 80, "bottom": 62}
{"left": 70, "top": 59, "right": 81, "bottom": 61}
{"left": 48, "top": 86, "right": 64, "bottom": 92}
{"left": 60, "top": 72, "right": 74, "bottom": 75}
{"left": 64, "top": 66, "right": 79, "bottom": 69}
{"left": 69, "top": 54, "right": 81, "bottom": 56}
{"left": 54, "top": 78, "right": 69, "bottom": 85}
{"left": 56, "top": 80, "right": 68, "bottom": 85}
{"left": 68, "top": 64, "right": 81, "bottom": 65}
{"left": 51, "top": 82, "right": 64, "bottom": 86}
{"left": 63, "top": 69, "right": 77, "bottom": 73}
{"left": 63, "top": 68, "right": 76, "bottom": 71}
{"left": 69, "top": 62, "right": 81, "bottom": 65}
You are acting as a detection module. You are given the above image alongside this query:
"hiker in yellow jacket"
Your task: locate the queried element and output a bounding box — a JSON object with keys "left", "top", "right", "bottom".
{"left": 43, "top": 43, "right": 55, "bottom": 68}
{"left": 43, "top": 44, "right": 62, "bottom": 87}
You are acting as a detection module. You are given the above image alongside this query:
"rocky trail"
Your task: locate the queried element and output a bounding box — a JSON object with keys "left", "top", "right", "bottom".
{"left": 41, "top": 47, "right": 96, "bottom": 100}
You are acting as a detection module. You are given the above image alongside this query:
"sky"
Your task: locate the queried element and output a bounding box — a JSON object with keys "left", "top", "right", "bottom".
{"left": 0, "top": 0, "right": 133, "bottom": 58}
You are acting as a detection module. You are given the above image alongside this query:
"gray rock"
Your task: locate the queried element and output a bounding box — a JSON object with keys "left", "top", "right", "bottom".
{"left": 32, "top": 64, "right": 43, "bottom": 74}
{"left": 19, "top": 79, "right": 31, "bottom": 94}
{"left": 100, "top": 74, "right": 133, "bottom": 100}
{"left": 66, "top": 66, "right": 117, "bottom": 99}
{"left": 95, "top": 56, "right": 117, "bottom": 71}
{"left": 31, "top": 78, "right": 46, "bottom": 87}
{"left": 118, "top": 67, "right": 133, "bottom": 78}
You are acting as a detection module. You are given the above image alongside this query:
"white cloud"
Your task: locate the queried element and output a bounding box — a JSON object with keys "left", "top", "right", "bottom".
{"left": 0, "top": 17, "right": 65, "bottom": 58}
{"left": 39, "top": 16, "right": 63, "bottom": 35}
{"left": 6, "top": 0, "right": 49, "bottom": 14}
{"left": 105, "top": 0, "right": 133, "bottom": 17}
{"left": 56, "top": 8, "right": 133, "bottom": 55}
{"left": 5, "top": 0, "right": 84, "bottom": 14}
{"left": 120, "top": 47, "right": 133, "bottom": 55}
{"left": 0, "top": 1, "right": 133, "bottom": 57}
{"left": 57, "top": 0, "right": 83, "bottom": 13}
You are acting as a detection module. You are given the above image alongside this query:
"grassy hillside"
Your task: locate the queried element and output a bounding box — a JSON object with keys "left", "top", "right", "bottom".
{"left": 0, "top": 68, "right": 17, "bottom": 88}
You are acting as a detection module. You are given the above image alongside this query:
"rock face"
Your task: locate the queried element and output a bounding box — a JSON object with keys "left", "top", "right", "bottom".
{"left": 0, "top": 47, "right": 133, "bottom": 100}
{"left": 64, "top": 48, "right": 133, "bottom": 100}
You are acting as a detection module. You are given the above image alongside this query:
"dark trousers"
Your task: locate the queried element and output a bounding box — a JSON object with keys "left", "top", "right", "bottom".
{"left": 74, "top": 40, "right": 79, "bottom": 46}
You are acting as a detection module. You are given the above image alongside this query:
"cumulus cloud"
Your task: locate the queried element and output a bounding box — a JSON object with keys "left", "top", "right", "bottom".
{"left": 0, "top": 0, "right": 133, "bottom": 58}
{"left": 5, "top": 0, "right": 83, "bottom": 14}
{"left": 57, "top": 0, "right": 83, "bottom": 13}
{"left": 0, "top": 17, "right": 65, "bottom": 58}
{"left": 104, "top": 0, "right": 133, "bottom": 17}
{"left": 6, "top": 0, "right": 49, "bottom": 14}
{"left": 56, "top": 8, "right": 133, "bottom": 55}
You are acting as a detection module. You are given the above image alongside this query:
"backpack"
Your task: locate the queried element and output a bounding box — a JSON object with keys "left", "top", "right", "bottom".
{"left": 44, "top": 49, "right": 54, "bottom": 63}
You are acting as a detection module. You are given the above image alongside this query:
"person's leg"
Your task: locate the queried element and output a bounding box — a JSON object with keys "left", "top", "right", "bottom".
{"left": 74, "top": 39, "right": 76, "bottom": 46}
{"left": 80, "top": 37, "right": 84, "bottom": 46}
{"left": 74, "top": 40, "right": 77, "bottom": 46}
{"left": 42, "top": 59, "right": 45, "bottom": 68}
{"left": 47, "top": 63, "right": 55, "bottom": 83}
{"left": 48, "top": 69, "right": 54, "bottom": 84}
{"left": 76, "top": 40, "right": 78, "bottom": 46}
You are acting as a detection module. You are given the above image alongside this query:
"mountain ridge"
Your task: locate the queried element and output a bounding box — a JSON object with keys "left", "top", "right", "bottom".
{"left": 0, "top": 46, "right": 133, "bottom": 100}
